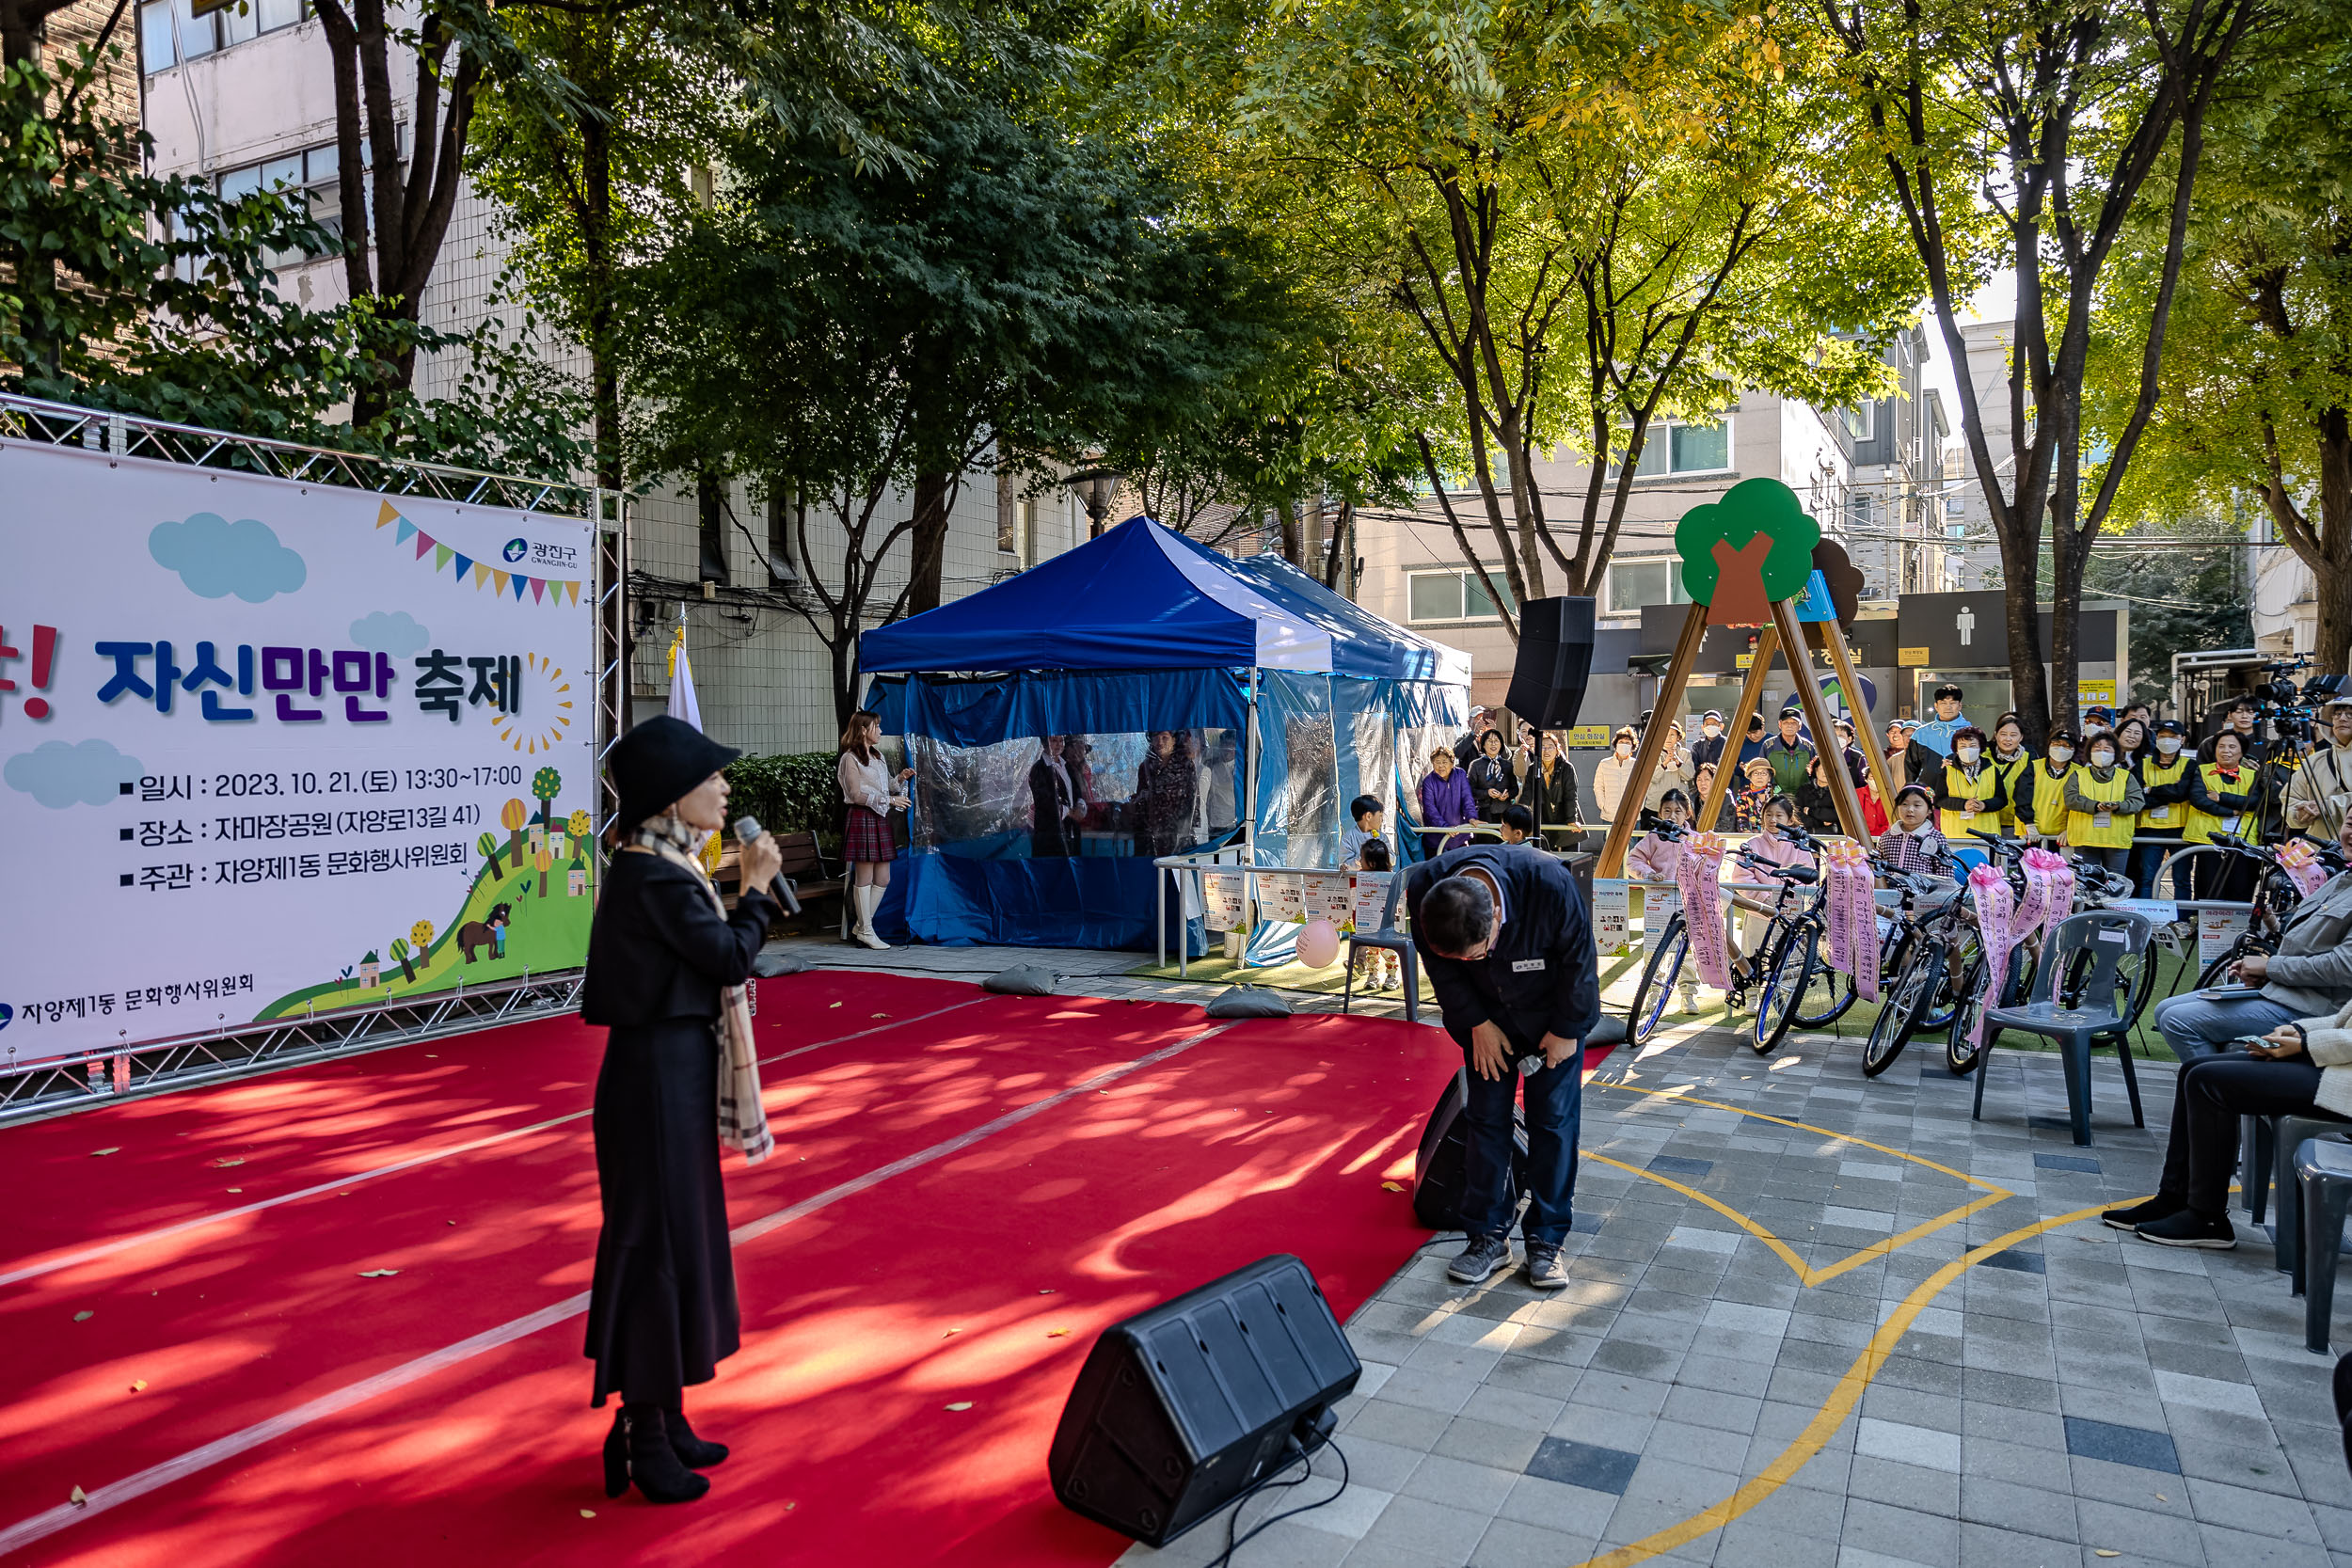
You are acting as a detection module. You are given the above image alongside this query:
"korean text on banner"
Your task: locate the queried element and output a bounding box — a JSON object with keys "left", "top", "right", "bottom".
{"left": 1200, "top": 871, "right": 1246, "bottom": 932}
{"left": 1265, "top": 876, "right": 1307, "bottom": 924}
{"left": 2199, "top": 906, "right": 2251, "bottom": 967}
{"left": 1643, "top": 887, "right": 1683, "bottom": 959}
{"left": 0, "top": 441, "right": 596, "bottom": 1067}
{"left": 1305, "top": 872, "right": 1352, "bottom": 928}
{"left": 1351, "top": 871, "right": 1391, "bottom": 933}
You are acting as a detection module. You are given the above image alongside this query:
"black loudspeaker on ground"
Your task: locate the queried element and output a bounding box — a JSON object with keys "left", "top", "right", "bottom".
{"left": 1410, "top": 1067, "right": 1529, "bottom": 1230}
{"left": 1504, "top": 595, "right": 1597, "bottom": 730}
{"left": 1048, "top": 1254, "right": 1361, "bottom": 1547}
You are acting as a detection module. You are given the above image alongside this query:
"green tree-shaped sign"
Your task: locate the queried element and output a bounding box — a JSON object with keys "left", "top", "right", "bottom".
{"left": 1674, "top": 478, "right": 1822, "bottom": 626}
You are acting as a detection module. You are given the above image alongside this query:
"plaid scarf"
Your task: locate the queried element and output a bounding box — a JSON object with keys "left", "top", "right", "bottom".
{"left": 633, "top": 815, "right": 772, "bottom": 1165}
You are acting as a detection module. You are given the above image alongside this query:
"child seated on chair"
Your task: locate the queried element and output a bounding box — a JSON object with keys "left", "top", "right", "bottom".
{"left": 1497, "top": 802, "right": 1534, "bottom": 845}
{"left": 1352, "top": 838, "right": 1403, "bottom": 991}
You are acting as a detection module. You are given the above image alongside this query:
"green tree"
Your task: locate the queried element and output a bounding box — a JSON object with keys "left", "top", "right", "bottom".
{"left": 1813, "top": 0, "right": 2264, "bottom": 738}
{"left": 2089, "top": 14, "right": 2351, "bottom": 669}
{"left": 476, "top": 830, "right": 504, "bottom": 878}
{"left": 623, "top": 74, "right": 1285, "bottom": 726}
{"left": 531, "top": 766, "right": 562, "bottom": 832}
{"left": 1108, "top": 0, "right": 1908, "bottom": 633}
{"left": 388, "top": 936, "right": 415, "bottom": 983}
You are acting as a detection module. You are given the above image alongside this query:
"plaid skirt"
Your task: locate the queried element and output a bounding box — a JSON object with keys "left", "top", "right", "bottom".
{"left": 844, "top": 804, "right": 894, "bottom": 863}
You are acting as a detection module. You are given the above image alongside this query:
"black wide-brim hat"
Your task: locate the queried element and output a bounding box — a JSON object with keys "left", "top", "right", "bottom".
{"left": 607, "top": 715, "right": 741, "bottom": 834}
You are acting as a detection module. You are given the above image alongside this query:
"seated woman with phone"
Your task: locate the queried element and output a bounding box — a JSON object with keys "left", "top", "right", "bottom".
{"left": 2151, "top": 812, "right": 2352, "bottom": 1062}
{"left": 2105, "top": 1002, "right": 2352, "bottom": 1250}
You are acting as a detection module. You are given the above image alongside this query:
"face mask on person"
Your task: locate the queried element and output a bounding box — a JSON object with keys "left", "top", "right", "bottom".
{"left": 2090, "top": 748, "right": 2116, "bottom": 768}
{"left": 1703, "top": 721, "right": 1721, "bottom": 737}
{"left": 2050, "top": 745, "right": 2074, "bottom": 764}
{"left": 1955, "top": 744, "right": 1980, "bottom": 765}
{"left": 1615, "top": 742, "right": 1633, "bottom": 758}
{"left": 2156, "top": 736, "right": 2183, "bottom": 755}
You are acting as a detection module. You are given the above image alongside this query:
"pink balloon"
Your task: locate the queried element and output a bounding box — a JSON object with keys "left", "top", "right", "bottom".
{"left": 1296, "top": 918, "right": 1341, "bottom": 969}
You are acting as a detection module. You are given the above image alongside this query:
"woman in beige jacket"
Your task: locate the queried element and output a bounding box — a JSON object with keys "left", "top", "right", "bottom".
{"left": 2106, "top": 996, "right": 2352, "bottom": 1249}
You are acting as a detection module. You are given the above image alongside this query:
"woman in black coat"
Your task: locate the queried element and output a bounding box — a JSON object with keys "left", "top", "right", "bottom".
{"left": 1028, "top": 733, "right": 1080, "bottom": 857}
{"left": 1518, "top": 732, "right": 1582, "bottom": 849}
{"left": 581, "top": 715, "right": 783, "bottom": 1504}
{"left": 1467, "top": 728, "right": 1518, "bottom": 824}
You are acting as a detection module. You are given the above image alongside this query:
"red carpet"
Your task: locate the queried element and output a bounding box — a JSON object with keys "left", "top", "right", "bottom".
{"left": 0, "top": 975, "right": 1480, "bottom": 1567}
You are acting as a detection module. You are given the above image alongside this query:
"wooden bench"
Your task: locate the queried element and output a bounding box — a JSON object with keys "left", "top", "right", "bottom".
{"left": 714, "top": 830, "right": 844, "bottom": 921}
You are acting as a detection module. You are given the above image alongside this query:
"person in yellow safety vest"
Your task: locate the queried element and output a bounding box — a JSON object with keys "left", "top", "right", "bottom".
{"left": 2016, "top": 729, "right": 2079, "bottom": 845}
{"left": 1988, "top": 713, "right": 2035, "bottom": 832}
{"left": 1931, "top": 725, "right": 2006, "bottom": 845}
{"left": 2132, "top": 718, "right": 2197, "bottom": 900}
{"left": 2065, "top": 731, "right": 2144, "bottom": 874}
{"left": 2186, "top": 729, "right": 2263, "bottom": 901}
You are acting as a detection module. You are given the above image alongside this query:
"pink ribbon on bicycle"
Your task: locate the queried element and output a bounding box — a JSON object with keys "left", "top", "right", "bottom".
{"left": 1824, "top": 844, "right": 1855, "bottom": 979}
{"left": 1677, "top": 832, "right": 1735, "bottom": 990}
{"left": 2279, "top": 839, "right": 2329, "bottom": 898}
{"left": 1967, "top": 863, "right": 2016, "bottom": 1050}
{"left": 1822, "top": 841, "right": 1873, "bottom": 999}
{"left": 2017, "top": 847, "right": 2071, "bottom": 946}
{"left": 1847, "top": 849, "right": 1881, "bottom": 1002}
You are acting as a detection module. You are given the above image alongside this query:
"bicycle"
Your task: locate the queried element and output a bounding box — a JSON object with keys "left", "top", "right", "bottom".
{"left": 1944, "top": 837, "right": 2145, "bottom": 1076}
{"left": 1622, "top": 824, "right": 1824, "bottom": 1054}
{"left": 1859, "top": 859, "right": 1970, "bottom": 1078}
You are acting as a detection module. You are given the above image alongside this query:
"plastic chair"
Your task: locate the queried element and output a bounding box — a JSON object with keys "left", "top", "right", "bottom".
{"left": 2280, "top": 1116, "right": 2352, "bottom": 1278}
{"left": 2296, "top": 1139, "right": 2352, "bottom": 1353}
{"left": 1342, "top": 871, "right": 1420, "bottom": 1026}
{"left": 1972, "top": 909, "right": 2154, "bottom": 1147}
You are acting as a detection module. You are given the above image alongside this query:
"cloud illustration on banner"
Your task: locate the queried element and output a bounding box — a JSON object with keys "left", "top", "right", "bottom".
{"left": 149, "top": 513, "right": 307, "bottom": 602}
{"left": 350, "top": 610, "right": 431, "bottom": 656}
{"left": 6, "top": 738, "right": 144, "bottom": 808}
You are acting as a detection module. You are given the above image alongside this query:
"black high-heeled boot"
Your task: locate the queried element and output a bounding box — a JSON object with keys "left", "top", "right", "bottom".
{"left": 602, "top": 1405, "right": 711, "bottom": 1503}
{"left": 666, "top": 1403, "right": 729, "bottom": 1469}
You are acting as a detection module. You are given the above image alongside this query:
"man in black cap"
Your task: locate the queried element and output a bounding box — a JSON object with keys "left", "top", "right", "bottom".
{"left": 1763, "top": 706, "right": 1815, "bottom": 795}
{"left": 1407, "top": 842, "right": 1600, "bottom": 1291}
{"left": 1691, "top": 709, "right": 1728, "bottom": 773}
{"left": 1911, "top": 683, "right": 1969, "bottom": 761}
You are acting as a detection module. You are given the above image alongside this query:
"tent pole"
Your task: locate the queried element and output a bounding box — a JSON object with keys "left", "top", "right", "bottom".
{"left": 1243, "top": 667, "right": 1261, "bottom": 940}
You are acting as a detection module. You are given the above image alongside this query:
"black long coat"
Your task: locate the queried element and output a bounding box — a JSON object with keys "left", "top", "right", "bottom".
{"left": 580, "top": 847, "right": 776, "bottom": 1407}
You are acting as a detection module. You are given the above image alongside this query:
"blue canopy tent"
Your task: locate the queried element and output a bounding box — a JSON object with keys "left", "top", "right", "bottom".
{"left": 857, "top": 516, "right": 1471, "bottom": 949}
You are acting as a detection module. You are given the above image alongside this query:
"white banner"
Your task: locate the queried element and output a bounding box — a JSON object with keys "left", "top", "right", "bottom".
{"left": 1200, "top": 871, "right": 1246, "bottom": 931}
{"left": 1305, "top": 872, "right": 1352, "bottom": 928}
{"left": 2199, "top": 905, "right": 2251, "bottom": 967}
{"left": 1591, "top": 878, "right": 1629, "bottom": 957}
{"left": 1351, "top": 871, "right": 1392, "bottom": 933}
{"left": 0, "top": 441, "right": 596, "bottom": 1066}
{"left": 1643, "top": 888, "right": 1683, "bottom": 958}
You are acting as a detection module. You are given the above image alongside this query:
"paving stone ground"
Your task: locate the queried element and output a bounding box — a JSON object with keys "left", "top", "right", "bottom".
{"left": 771, "top": 939, "right": 2352, "bottom": 1568}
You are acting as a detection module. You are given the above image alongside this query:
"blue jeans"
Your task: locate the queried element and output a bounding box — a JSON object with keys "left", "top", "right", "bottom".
{"left": 1451, "top": 1022, "right": 1583, "bottom": 1246}
{"left": 2153, "top": 990, "right": 2297, "bottom": 1063}
{"left": 2130, "top": 839, "right": 2190, "bottom": 901}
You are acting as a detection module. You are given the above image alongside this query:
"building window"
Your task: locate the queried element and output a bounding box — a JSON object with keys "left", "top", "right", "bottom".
{"left": 1619, "top": 419, "right": 1734, "bottom": 479}
{"left": 1605, "top": 557, "right": 1695, "bottom": 615}
{"left": 1406, "top": 568, "right": 1514, "bottom": 624}
{"left": 1841, "top": 404, "right": 1874, "bottom": 441}
{"left": 143, "top": 0, "right": 310, "bottom": 71}
{"left": 696, "top": 473, "right": 730, "bottom": 584}
{"left": 765, "top": 484, "right": 796, "bottom": 584}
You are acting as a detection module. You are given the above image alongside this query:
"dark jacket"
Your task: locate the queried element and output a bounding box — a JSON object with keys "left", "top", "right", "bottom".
{"left": 1030, "top": 757, "right": 1077, "bottom": 856}
{"left": 582, "top": 848, "right": 777, "bottom": 1027}
{"left": 1467, "top": 753, "right": 1518, "bottom": 821}
{"left": 1520, "top": 756, "right": 1581, "bottom": 845}
{"left": 1691, "top": 732, "right": 1727, "bottom": 773}
{"left": 1406, "top": 844, "right": 1601, "bottom": 1044}
{"left": 580, "top": 847, "right": 775, "bottom": 1408}
{"left": 1795, "top": 781, "right": 1841, "bottom": 833}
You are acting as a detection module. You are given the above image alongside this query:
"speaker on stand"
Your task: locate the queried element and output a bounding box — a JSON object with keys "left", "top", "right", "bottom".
{"left": 1049, "top": 1254, "right": 1360, "bottom": 1548}
{"left": 1504, "top": 596, "right": 1597, "bottom": 730}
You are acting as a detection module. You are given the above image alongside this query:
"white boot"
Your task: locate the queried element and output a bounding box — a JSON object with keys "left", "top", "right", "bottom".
{"left": 852, "top": 884, "right": 890, "bottom": 950}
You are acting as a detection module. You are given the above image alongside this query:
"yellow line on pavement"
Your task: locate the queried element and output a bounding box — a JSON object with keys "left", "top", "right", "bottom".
{"left": 1587, "top": 1152, "right": 2014, "bottom": 1286}
{"left": 1567, "top": 1198, "right": 2116, "bottom": 1568}
{"left": 1588, "top": 1076, "right": 1998, "bottom": 1193}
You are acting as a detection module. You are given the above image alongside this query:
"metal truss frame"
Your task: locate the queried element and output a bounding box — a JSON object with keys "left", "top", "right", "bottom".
{"left": 0, "top": 974, "right": 585, "bottom": 1127}
{"left": 0, "top": 394, "right": 628, "bottom": 1120}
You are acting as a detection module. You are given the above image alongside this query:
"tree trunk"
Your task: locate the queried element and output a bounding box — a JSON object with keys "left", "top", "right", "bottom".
{"left": 832, "top": 627, "right": 856, "bottom": 737}
{"left": 1280, "top": 502, "right": 1302, "bottom": 567}
{"left": 1321, "top": 500, "right": 1355, "bottom": 594}
{"left": 905, "top": 471, "right": 953, "bottom": 614}
{"left": 2313, "top": 415, "right": 2352, "bottom": 673}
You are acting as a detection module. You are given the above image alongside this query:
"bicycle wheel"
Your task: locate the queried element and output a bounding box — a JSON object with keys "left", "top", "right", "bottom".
{"left": 1862, "top": 944, "right": 1943, "bottom": 1077}
{"left": 1753, "top": 924, "right": 1816, "bottom": 1055}
{"left": 2195, "top": 937, "right": 2268, "bottom": 991}
{"left": 1944, "top": 955, "right": 1989, "bottom": 1075}
{"left": 1917, "top": 931, "right": 1976, "bottom": 1033}
{"left": 1626, "top": 918, "right": 1690, "bottom": 1045}
{"left": 1791, "top": 920, "right": 1860, "bottom": 1027}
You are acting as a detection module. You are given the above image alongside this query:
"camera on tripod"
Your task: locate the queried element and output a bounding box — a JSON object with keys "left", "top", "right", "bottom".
{"left": 2246, "top": 658, "right": 2343, "bottom": 747}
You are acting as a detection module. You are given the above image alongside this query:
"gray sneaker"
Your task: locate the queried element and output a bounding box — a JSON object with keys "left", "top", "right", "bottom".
{"left": 1524, "top": 1244, "right": 1570, "bottom": 1290}
{"left": 1447, "top": 1234, "right": 1513, "bottom": 1284}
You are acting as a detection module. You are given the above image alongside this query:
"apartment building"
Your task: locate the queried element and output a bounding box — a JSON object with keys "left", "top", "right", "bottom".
{"left": 129, "top": 3, "right": 1070, "bottom": 756}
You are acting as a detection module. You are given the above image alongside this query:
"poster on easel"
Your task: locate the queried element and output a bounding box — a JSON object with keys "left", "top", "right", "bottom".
{"left": 1591, "top": 879, "right": 1629, "bottom": 956}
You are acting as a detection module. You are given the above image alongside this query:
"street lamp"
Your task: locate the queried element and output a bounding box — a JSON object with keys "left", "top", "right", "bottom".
{"left": 1064, "top": 467, "right": 1121, "bottom": 539}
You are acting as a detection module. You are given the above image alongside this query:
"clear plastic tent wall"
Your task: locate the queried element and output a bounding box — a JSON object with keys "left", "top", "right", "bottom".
{"left": 855, "top": 519, "right": 1470, "bottom": 950}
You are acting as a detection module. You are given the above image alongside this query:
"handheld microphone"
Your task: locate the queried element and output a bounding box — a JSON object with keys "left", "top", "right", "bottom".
{"left": 733, "top": 815, "right": 802, "bottom": 914}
